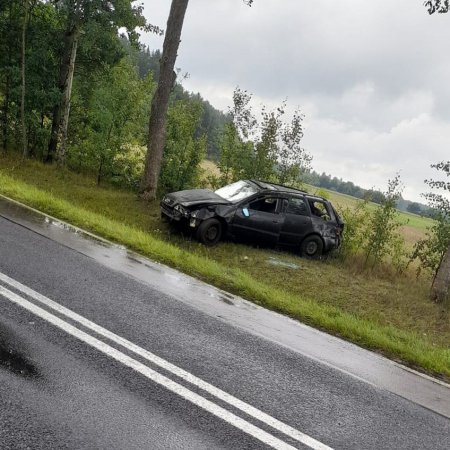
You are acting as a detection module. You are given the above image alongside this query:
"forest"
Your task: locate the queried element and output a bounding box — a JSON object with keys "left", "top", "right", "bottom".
{"left": 0, "top": 1, "right": 230, "bottom": 187}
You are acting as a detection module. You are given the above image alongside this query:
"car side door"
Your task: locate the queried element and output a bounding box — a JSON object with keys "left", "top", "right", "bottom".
{"left": 278, "top": 195, "right": 313, "bottom": 246}
{"left": 231, "top": 195, "right": 283, "bottom": 246}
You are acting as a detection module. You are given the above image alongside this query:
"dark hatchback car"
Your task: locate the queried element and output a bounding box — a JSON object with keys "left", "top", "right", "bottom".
{"left": 161, "top": 180, "right": 344, "bottom": 257}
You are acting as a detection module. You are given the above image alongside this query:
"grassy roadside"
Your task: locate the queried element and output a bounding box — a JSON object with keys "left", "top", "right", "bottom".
{"left": 0, "top": 155, "right": 449, "bottom": 379}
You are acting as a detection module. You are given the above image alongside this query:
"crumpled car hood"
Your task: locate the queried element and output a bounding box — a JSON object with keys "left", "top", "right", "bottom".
{"left": 165, "top": 189, "right": 231, "bottom": 207}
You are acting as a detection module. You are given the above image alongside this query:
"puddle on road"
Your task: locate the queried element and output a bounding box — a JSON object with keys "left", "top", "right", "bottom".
{"left": 0, "top": 320, "right": 39, "bottom": 379}
{"left": 0, "top": 342, "right": 39, "bottom": 378}
{"left": 218, "top": 295, "right": 235, "bottom": 306}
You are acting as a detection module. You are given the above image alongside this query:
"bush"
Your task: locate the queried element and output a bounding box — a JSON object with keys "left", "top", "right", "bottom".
{"left": 158, "top": 100, "right": 206, "bottom": 195}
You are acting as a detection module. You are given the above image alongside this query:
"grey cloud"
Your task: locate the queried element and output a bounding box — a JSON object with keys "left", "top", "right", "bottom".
{"left": 175, "top": 0, "right": 449, "bottom": 100}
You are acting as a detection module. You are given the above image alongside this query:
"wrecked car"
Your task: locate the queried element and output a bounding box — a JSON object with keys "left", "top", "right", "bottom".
{"left": 160, "top": 180, "right": 344, "bottom": 258}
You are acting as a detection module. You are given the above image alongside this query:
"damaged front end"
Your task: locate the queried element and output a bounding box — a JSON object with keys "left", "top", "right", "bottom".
{"left": 160, "top": 191, "right": 234, "bottom": 233}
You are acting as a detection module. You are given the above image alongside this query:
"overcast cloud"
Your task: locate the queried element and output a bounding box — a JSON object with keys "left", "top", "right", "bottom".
{"left": 140, "top": 0, "right": 450, "bottom": 202}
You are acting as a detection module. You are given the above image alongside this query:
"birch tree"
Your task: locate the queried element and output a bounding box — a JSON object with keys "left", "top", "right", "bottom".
{"left": 45, "top": 0, "right": 147, "bottom": 165}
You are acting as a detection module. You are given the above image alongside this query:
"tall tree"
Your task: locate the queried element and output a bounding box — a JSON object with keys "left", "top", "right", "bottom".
{"left": 140, "top": 0, "right": 189, "bottom": 200}
{"left": 0, "top": 0, "right": 61, "bottom": 157}
{"left": 0, "top": 0, "right": 21, "bottom": 152}
{"left": 140, "top": 0, "right": 253, "bottom": 200}
{"left": 20, "top": 0, "right": 30, "bottom": 157}
{"left": 45, "top": 0, "right": 146, "bottom": 165}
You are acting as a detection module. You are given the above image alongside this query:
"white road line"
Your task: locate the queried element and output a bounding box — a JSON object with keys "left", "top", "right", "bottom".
{"left": 0, "top": 272, "right": 332, "bottom": 450}
{"left": 0, "top": 285, "right": 298, "bottom": 450}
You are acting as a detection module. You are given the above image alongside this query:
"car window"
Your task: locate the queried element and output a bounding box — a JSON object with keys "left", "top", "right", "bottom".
{"left": 308, "top": 199, "right": 331, "bottom": 221}
{"left": 286, "top": 197, "right": 308, "bottom": 216}
{"left": 215, "top": 180, "right": 259, "bottom": 202}
{"left": 249, "top": 197, "right": 279, "bottom": 214}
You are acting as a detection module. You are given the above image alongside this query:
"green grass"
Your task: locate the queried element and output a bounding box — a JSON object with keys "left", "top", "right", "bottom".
{"left": 1, "top": 154, "right": 449, "bottom": 380}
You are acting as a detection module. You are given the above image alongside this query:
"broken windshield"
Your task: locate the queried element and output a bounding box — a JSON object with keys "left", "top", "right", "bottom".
{"left": 215, "top": 180, "right": 259, "bottom": 202}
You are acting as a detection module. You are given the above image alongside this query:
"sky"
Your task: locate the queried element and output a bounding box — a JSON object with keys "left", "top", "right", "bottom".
{"left": 140, "top": 0, "right": 450, "bottom": 202}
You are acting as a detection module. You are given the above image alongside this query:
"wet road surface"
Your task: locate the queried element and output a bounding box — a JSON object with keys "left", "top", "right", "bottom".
{"left": 0, "top": 196, "right": 449, "bottom": 449}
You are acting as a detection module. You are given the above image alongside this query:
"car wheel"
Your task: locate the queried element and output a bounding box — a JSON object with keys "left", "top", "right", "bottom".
{"left": 196, "top": 218, "right": 222, "bottom": 246}
{"left": 301, "top": 235, "right": 323, "bottom": 259}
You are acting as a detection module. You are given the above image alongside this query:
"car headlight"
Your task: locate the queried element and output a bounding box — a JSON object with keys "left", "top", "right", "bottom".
{"left": 174, "top": 205, "right": 189, "bottom": 217}
{"left": 163, "top": 196, "right": 174, "bottom": 206}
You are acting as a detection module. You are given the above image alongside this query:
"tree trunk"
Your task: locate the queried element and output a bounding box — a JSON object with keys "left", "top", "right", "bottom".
{"left": 2, "top": 73, "right": 10, "bottom": 153}
{"left": 140, "top": 0, "right": 189, "bottom": 201}
{"left": 431, "top": 244, "right": 450, "bottom": 303}
{"left": 46, "top": 21, "right": 80, "bottom": 165}
{"left": 21, "top": 0, "right": 28, "bottom": 158}
{"left": 2, "top": 2, "right": 13, "bottom": 153}
{"left": 97, "top": 156, "right": 104, "bottom": 186}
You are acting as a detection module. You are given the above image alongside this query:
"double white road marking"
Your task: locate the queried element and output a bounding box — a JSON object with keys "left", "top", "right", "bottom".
{"left": 0, "top": 271, "right": 332, "bottom": 450}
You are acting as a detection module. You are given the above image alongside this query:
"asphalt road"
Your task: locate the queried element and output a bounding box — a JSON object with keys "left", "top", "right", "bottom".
{"left": 0, "top": 199, "right": 449, "bottom": 449}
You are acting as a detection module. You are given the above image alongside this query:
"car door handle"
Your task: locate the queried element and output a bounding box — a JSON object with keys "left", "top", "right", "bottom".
{"left": 272, "top": 220, "right": 279, "bottom": 223}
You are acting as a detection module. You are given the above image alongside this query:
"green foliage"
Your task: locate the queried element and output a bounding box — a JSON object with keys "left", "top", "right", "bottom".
{"left": 0, "top": 1, "right": 61, "bottom": 154}
{"left": 111, "top": 143, "right": 146, "bottom": 189}
{"left": 335, "top": 174, "right": 408, "bottom": 271}
{"left": 217, "top": 122, "right": 250, "bottom": 184}
{"left": 250, "top": 105, "right": 280, "bottom": 180}
{"left": 412, "top": 161, "right": 450, "bottom": 276}
{"left": 159, "top": 99, "right": 207, "bottom": 194}
{"left": 53, "top": 0, "right": 147, "bottom": 36}
{"left": 277, "top": 108, "right": 312, "bottom": 185}
{"left": 218, "top": 88, "right": 312, "bottom": 187}
{"left": 363, "top": 174, "right": 406, "bottom": 268}
{"left": 67, "top": 58, "right": 154, "bottom": 185}
{"left": 314, "top": 188, "right": 329, "bottom": 199}
{"left": 0, "top": 1, "right": 148, "bottom": 159}
{"left": 337, "top": 199, "right": 371, "bottom": 261}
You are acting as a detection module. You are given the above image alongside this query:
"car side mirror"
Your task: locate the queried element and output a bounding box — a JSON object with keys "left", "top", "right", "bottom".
{"left": 242, "top": 208, "right": 250, "bottom": 217}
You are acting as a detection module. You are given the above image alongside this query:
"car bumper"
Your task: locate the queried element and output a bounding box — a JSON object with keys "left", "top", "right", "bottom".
{"left": 323, "top": 235, "right": 341, "bottom": 253}
{"left": 161, "top": 206, "right": 200, "bottom": 229}
{"left": 161, "top": 204, "right": 182, "bottom": 221}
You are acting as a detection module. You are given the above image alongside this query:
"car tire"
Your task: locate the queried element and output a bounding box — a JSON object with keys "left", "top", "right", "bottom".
{"left": 196, "top": 218, "right": 222, "bottom": 246}
{"left": 301, "top": 235, "right": 323, "bottom": 259}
